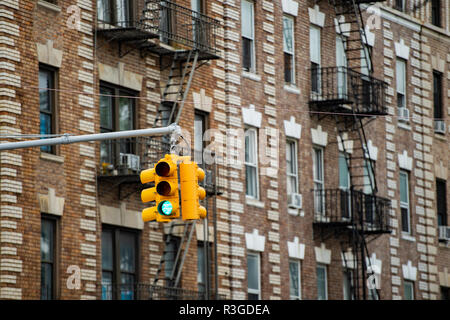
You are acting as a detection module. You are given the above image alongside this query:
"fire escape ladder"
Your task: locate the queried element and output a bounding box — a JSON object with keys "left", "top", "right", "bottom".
{"left": 154, "top": 50, "right": 199, "bottom": 128}
{"left": 152, "top": 220, "right": 196, "bottom": 288}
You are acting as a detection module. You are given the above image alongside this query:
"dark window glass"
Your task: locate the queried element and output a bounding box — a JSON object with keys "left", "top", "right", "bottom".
{"left": 437, "top": 179, "right": 447, "bottom": 226}
{"left": 97, "top": 0, "right": 134, "bottom": 27}
{"left": 284, "top": 53, "right": 293, "bottom": 84}
{"left": 395, "top": 0, "right": 404, "bottom": 11}
{"left": 433, "top": 71, "right": 443, "bottom": 119}
{"left": 311, "top": 62, "right": 320, "bottom": 93}
{"left": 431, "top": 0, "right": 441, "bottom": 27}
{"left": 39, "top": 67, "right": 56, "bottom": 154}
{"left": 242, "top": 37, "right": 253, "bottom": 72}
{"left": 101, "top": 227, "right": 138, "bottom": 300}
{"left": 41, "top": 217, "right": 56, "bottom": 300}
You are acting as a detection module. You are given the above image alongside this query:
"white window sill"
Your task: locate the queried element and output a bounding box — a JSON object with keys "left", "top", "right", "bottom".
{"left": 434, "top": 132, "right": 447, "bottom": 141}
{"left": 246, "top": 196, "right": 265, "bottom": 208}
{"left": 288, "top": 207, "right": 304, "bottom": 217}
{"left": 37, "top": 0, "right": 61, "bottom": 13}
{"left": 283, "top": 84, "right": 300, "bottom": 95}
{"left": 242, "top": 71, "right": 261, "bottom": 82}
{"left": 398, "top": 121, "right": 411, "bottom": 131}
{"left": 40, "top": 152, "right": 64, "bottom": 163}
{"left": 401, "top": 233, "right": 416, "bottom": 242}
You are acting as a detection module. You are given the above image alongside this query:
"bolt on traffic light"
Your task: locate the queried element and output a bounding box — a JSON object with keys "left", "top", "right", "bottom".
{"left": 140, "top": 154, "right": 180, "bottom": 222}
{"left": 180, "top": 161, "right": 207, "bottom": 220}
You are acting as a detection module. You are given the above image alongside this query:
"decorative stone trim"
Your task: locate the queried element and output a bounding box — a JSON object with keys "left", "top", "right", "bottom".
{"left": 338, "top": 133, "right": 353, "bottom": 154}
{"left": 245, "top": 229, "right": 265, "bottom": 252}
{"left": 308, "top": 5, "right": 325, "bottom": 28}
{"left": 398, "top": 150, "right": 413, "bottom": 171}
{"left": 242, "top": 104, "right": 262, "bottom": 128}
{"left": 439, "top": 267, "right": 450, "bottom": 287}
{"left": 364, "top": 139, "right": 378, "bottom": 161}
{"left": 363, "top": 26, "right": 375, "bottom": 47}
{"left": 283, "top": 116, "right": 301, "bottom": 140}
{"left": 334, "top": 16, "right": 351, "bottom": 37}
{"left": 341, "top": 249, "right": 355, "bottom": 269}
{"left": 402, "top": 260, "right": 418, "bottom": 281}
{"left": 311, "top": 125, "right": 328, "bottom": 146}
{"left": 281, "top": 0, "right": 298, "bottom": 17}
{"left": 366, "top": 253, "right": 382, "bottom": 274}
{"left": 395, "top": 38, "right": 410, "bottom": 60}
{"left": 193, "top": 88, "right": 212, "bottom": 113}
{"left": 287, "top": 236, "right": 305, "bottom": 260}
{"left": 38, "top": 188, "right": 65, "bottom": 216}
{"left": 314, "top": 243, "right": 331, "bottom": 265}
{"left": 434, "top": 160, "right": 448, "bottom": 179}
{"left": 100, "top": 203, "right": 143, "bottom": 230}
{"left": 98, "top": 62, "right": 143, "bottom": 92}
{"left": 36, "top": 40, "right": 63, "bottom": 68}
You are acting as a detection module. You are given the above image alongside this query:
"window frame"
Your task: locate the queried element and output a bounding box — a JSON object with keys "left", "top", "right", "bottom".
{"left": 316, "top": 264, "right": 328, "bottom": 300}
{"left": 241, "top": 0, "right": 256, "bottom": 73}
{"left": 101, "top": 225, "right": 140, "bottom": 300}
{"left": 310, "top": 25, "right": 321, "bottom": 94}
{"left": 436, "top": 179, "right": 447, "bottom": 227}
{"left": 433, "top": 70, "right": 443, "bottom": 120}
{"left": 396, "top": 58, "right": 407, "bottom": 110}
{"left": 431, "top": 0, "right": 441, "bottom": 27}
{"left": 194, "top": 111, "right": 209, "bottom": 164}
{"left": 40, "top": 214, "right": 60, "bottom": 300}
{"left": 289, "top": 259, "right": 301, "bottom": 300}
{"left": 283, "top": 14, "right": 295, "bottom": 84}
{"left": 286, "top": 139, "right": 299, "bottom": 195}
{"left": 39, "top": 64, "right": 58, "bottom": 155}
{"left": 245, "top": 127, "right": 259, "bottom": 199}
{"left": 313, "top": 146, "right": 325, "bottom": 214}
{"left": 343, "top": 269, "right": 354, "bottom": 300}
{"left": 400, "top": 170, "right": 411, "bottom": 234}
{"left": 404, "top": 280, "right": 415, "bottom": 300}
{"left": 247, "top": 252, "right": 261, "bottom": 300}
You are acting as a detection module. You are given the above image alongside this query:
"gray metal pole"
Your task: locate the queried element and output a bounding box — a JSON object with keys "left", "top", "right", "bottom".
{"left": 0, "top": 124, "right": 180, "bottom": 151}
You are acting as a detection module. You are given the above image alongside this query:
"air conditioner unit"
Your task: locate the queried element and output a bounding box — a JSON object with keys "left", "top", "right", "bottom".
{"left": 398, "top": 107, "right": 410, "bottom": 122}
{"left": 288, "top": 193, "right": 302, "bottom": 209}
{"left": 438, "top": 226, "right": 450, "bottom": 241}
{"left": 120, "top": 153, "right": 140, "bottom": 172}
{"left": 434, "top": 120, "right": 446, "bottom": 134}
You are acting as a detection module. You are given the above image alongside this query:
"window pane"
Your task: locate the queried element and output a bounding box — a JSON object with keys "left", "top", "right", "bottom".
{"left": 433, "top": 72, "right": 442, "bottom": 119}
{"left": 283, "top": 16, "right": 294, "bottom": 54}
{"left": 401, "top": 207, "right": 410, "bottom": 233}
{"left": 102, "top": 230, "right": 113, "bottom": 271}
{"left": 119, "top": 97, "right": 133, "bottom": 131}
{"left": 120, "top": 273, "right": 135, "bottom": 300}
{"left": 41, "top": 263, "right": 53, "bottom": 300}
{"left": 310, "top": 26, "right": 320, "bottom": 64}
{"left": 100, "top": 88, "right": 113, "bottom": 130}
{"left": 242, "top": 37, "right": 253, "bottom": 71}
{"left": 317, "top": 266, "right": 327, "bottom": 300}
{"left": 245, "top": 129, "right": 256, "bottom": 164}
{"left": 339, "top": 153, "right": 349, "bottom": 189}
{"left": 436, "top": 180, "right": 447, "bottom": 226}
{"left": 289, "top": 261, "right": 300, "bottom": 298}
{"left": 396, "top": 60, "right": 405, "bottom": 94}
{"left": 120, "top": 232, "right": 136, "bottom": 273}
{"left": 39, "top": 71, "right": 51, "bottom": 112}
{"left": 241, "top": 0, "right": 254, "bottom": 39}
{"left": 404, "top": 281, "right": 414, "bottom": 300}
{"left": 197, "top": 244, "right": 206, "bottom": 292}
{"left": 247, "top": 254, "right": 259, "bottom": 291}
{"left": 246, "top": 165, "right": 257, "bottom": 197}
{"left": 101, "top": 271, "right": 113, "bottom": 300}
{"left": 194, "top": 114, "right": 204, "bottom": 153}
{"left": 399, "top": 172, "right": 408, "bottom": 204}
{"left": 40, "top": 113, "right": 52, "bottom": 136}
{"left": 41, "top": 219, "right": 54, "bottom": 262}
{"left": 314, "top": 148, "right": 323, "bottom": 182}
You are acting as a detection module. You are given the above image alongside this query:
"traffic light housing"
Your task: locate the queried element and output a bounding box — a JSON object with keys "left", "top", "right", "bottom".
{"left": 180, "top": 161, "right": 207, "bottom": 220}
{"left": 140, "top": 154, "right": 180, "bottom": 222}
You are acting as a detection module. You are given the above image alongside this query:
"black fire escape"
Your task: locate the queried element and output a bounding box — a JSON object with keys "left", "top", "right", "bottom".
{"left": 95, "top": 0, "right": 222, "bottom": 299}
{"left": 309, "top": 0, "right": 391, "bottom": 300}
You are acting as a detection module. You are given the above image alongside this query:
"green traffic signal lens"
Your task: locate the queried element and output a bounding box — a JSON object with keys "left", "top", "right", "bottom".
{"left": 158, "top": 200, "right": 173, "bottom": 216}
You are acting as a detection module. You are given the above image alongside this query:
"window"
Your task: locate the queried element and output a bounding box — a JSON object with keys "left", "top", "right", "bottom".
{"left": 97, "top": 0, "right": 134, "bottom": 27}
{"left": 310, "top": 25, "right": 321, "bottom": 93}
{"left": 441, "top": 286, "right": 450, "bottom": 300}
{"left": 289, "top": 260, "right": 301, "bottom": 299}
{"left": 99, "top": 84, "right": 136, "bottom": 170}
{"left": 436, "top": 179, "right": 447, "bottom": 226}
{"left": 164, "top": 237, "right": 180, "bottom": 288}
{"left": 242, "top": 0, "right": 255, "bottom": 72}
{"left": 194, "top": 112, "right": 208, "bottom": 164}
{"left": 245, "top": 128, "right": 259, "bottom": 199}
{"left": 343, "top": 270, "right": 354, "bottom": 300}
{"left": 41, "top": 215, "right": 58, "bottom": 300}
{"left": 431, "top": 0, "right": 441, "bottom": 27}
{"left": 336, "top": 36, "right": 347, "bottom": 98}
{"left": 192, "top": 0, "right": 207, "bottom": 46}
{"left": 400, "top": 170, "right": 411, "bottom": 234}
{"left": 247, "top": 253, "right": 261, "bottom": 300}
{"left": 197, "top": 241, "right": 212, "bottom": 297}
{"left": 433, "top": 71, "right": 444, "bottom": 132}
{"left": 283, "top": 15, "right": 295, "bottom": 84}
{"left": 404, "top": 280, "right": 414, "bottom": 300}
{"left": 313, "top": 147, "right": 324, "bottom": 214}
{"left": 395, "top": 0, "right": 405, "bottom": 12}
{"left": 39, "top": 66, "right": 57, "bottom": 154}
{"left": 316, "top": 264, "right": 328, "bottom": 300}
{"left": 286, "top": 140, "right": 298, "bottom": 195}
{"left": 339, "top": 152, "right": 351, "bottom": 219}
{"left": 396, "top": 58, "right": 407, "bottom": 110}
{"left": 101, "top": 227, "right": 139, "bottom": 300}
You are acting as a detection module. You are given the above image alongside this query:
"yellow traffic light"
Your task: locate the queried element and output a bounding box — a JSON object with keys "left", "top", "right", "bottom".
{"left": 140, "top": 154, "right": 180, "bottom": 222}
{"left": 180, "top": 161, "right": 207, "bottom": 220}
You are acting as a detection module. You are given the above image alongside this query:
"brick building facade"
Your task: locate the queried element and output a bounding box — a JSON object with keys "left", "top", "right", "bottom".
{"left": 0, "top": 0, "right": 448, "bottom": 300}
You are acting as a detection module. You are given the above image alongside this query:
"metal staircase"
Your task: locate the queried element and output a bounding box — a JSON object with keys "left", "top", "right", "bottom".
{"left": 311, "top": 0, "right": 390, "bottom": 300}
